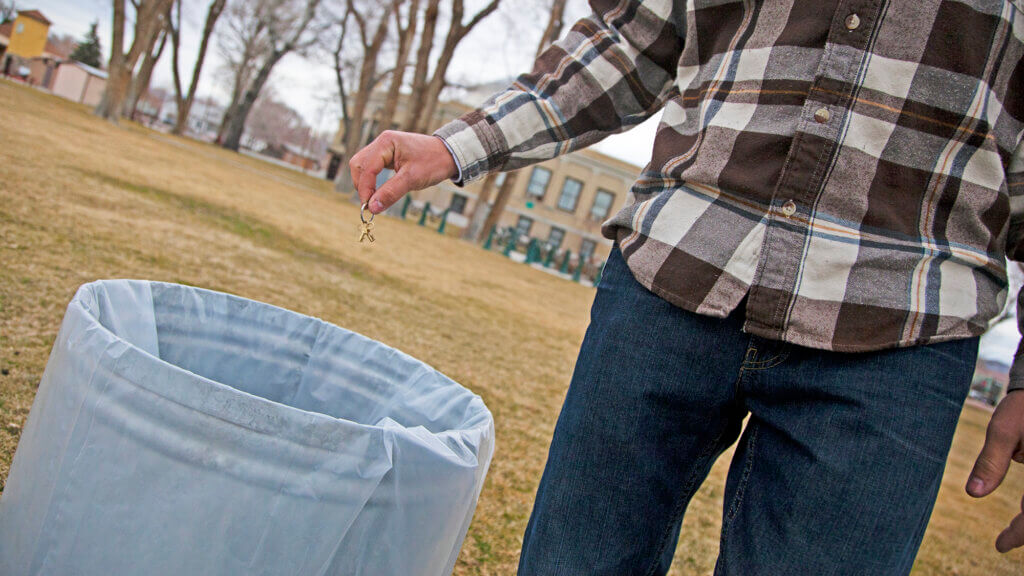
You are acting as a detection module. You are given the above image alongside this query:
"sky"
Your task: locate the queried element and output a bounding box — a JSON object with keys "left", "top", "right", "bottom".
{"left": 27, "top": 0, "right": 660, "bottom": 167}
{"left": 20, "top": 0, "right": 1022, "bottom": 367}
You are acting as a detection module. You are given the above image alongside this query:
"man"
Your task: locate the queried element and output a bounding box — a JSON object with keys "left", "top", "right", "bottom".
{"left": 348, "top": 1, "right": 1024, "bottom": 573}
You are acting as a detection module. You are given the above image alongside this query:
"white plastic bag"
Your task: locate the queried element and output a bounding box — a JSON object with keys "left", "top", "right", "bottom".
{"left": 0, "top": 280, "right": 494, "bottom": 576}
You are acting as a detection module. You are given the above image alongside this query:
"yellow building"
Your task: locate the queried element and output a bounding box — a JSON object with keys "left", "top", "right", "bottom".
{"left": 1, "top": 9, "right": 60, "bottom": 79}
{"left": 329, "top": 91, "right": 641, "bottom": 276}
{"left": 6, "top": 9, "right": 50, "bottom": 58}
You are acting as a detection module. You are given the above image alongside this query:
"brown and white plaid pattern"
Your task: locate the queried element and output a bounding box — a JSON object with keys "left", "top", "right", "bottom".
{"left": 435, "top": 0, "right": 1024, "bottom": 389}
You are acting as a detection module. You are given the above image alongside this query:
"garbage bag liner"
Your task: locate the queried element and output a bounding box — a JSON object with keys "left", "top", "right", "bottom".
{"left": 0, "top": 280, "right": 495, "bottom": 576}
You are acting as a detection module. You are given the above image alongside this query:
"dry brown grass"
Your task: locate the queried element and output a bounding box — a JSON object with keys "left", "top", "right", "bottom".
{"left": 0, "top": 80, "right": 1021, "bottom": 575}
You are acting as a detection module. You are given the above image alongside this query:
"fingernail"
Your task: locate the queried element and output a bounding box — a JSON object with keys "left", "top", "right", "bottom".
{"left": 371, "top": 199, "right": 384, "bottom": 213}
{"left": 967, "top": 477, "right": 985, "bottom": 495}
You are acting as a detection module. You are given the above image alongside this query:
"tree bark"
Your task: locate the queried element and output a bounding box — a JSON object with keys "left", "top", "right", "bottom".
{"left": 170, "top": 0, "right": 227, "bottom": 135}
{"left": 401, "top": 0, "right": 439, "bottom": 131}
{"left": 126, "top": 25, "right": 168, "bottom": 119}
{"left": 535, "top": 0, "right": 566, "bottom": 58}
{"left": 95, "top": 0, "right": 127, "bottom": 121}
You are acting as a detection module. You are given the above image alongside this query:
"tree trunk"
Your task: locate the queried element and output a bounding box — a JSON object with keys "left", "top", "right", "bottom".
{"left": 535, "top": 0, "right": 566, "bottom": 58}
{"left": 401, "top": 0, "right": 439, "bottom": 132}
{"left": 478, "top": 172, "right": 518, "bottom": 243}
{"left": 378, "top": 0, "right": 419, "bottom": 133}
{"left": 95, "top": 0, "right": 127, "bottom": 121}
{"left": 171, "top": 0, "right": 226, "bottom": 135}
{"left": 463, "top": 172, "right": 498, "bottom": 241}
{"left": 411, "top": 0, "right": 500, "bottom": 134}
{"left": 338, "top": 2, "right": 395, "bottom": 190}
{"left": 220, "top": 50, "right": 285, "bottom": 151}
{"left": 126, "top": 27, "right": 168, "bottom": 119}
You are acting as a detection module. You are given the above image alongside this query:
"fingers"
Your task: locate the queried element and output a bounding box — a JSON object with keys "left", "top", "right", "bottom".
{"left": 996, "top": 510, "right": 1024, "bottom": 553}
{"left": 349, "top": 134, "right": 396, "bottom": 203}
{"left": 968, "top": 423, "right": 1016, "bottom": 497}
{"left": 368, "top": 168, "right": 412, "bottom": 214}
{"left": 967, "top": 401, "right": 1023, "bottom": 498}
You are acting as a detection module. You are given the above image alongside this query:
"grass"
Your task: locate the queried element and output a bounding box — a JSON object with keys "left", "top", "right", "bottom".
{"left": 0, "top": 79, "right": 1021, "bottom": 574}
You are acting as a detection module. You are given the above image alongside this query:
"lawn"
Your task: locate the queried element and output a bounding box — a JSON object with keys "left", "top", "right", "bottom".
{"left": 0, "top": 79, "right": 1021, "bottom": 575}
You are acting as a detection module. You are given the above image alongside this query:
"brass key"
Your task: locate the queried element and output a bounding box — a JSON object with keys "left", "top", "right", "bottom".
{"left": 359, "top": 202, "right": 376, "bottom": 243}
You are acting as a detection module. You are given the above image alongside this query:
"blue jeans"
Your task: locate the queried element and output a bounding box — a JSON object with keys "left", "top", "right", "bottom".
{"left": 518, "top": 246, "right": 979, "bottom": 576}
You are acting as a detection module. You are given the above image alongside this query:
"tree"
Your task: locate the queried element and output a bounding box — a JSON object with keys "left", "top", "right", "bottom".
{"left": 219, "top": 0, "right": 323, "bottom": 151}
{"left": 328, "top": 0, "right": 397, "bottom": 191}
{"left": 169, "top": 0, "right": 227, "bottom": 135}
{"left": 95, "top": 0, "right": 175, "bottom": 122}
{"left": 407, "top": 0, "right": 501, "bottom": 134}
{"left": 377, "top": 0, "right": 419, "bottom": 134}
{"left": 125, "top": 22, "right": 169, "bottom": 118}
{"left": 0, "top": 1, "right": 16, "bottom": 23}
{"left": 70, "top": 21, "right": 103, "bottom": 67}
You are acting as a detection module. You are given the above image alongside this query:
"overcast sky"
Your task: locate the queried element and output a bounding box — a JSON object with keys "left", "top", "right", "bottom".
{"left": 28, "top": 0, "right": 660, "bottom": 167}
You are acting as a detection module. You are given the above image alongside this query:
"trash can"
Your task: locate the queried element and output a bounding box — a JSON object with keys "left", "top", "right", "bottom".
{"left": 0, "top": 280, "right": 495, "bottom": 576}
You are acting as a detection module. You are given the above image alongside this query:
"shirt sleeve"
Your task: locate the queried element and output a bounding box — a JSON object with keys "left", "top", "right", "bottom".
{"left": 433, "top": 0, "right": 684, "bottom": 183}
{"left": 1006, "top": 138, "right": 1024, "bottom": 393}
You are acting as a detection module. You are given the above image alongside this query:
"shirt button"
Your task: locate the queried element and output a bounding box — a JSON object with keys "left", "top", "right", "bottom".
{"left": 814, "top": 107, "right": 830, "bottom": 124}
{"left": 781, "top": 200, "right": 797, "bottom": 217}
{"left": 845, "top": 13, "right": 861, "bottom": 30}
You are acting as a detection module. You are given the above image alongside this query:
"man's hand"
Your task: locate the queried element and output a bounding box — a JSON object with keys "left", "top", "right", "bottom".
{"left": 967, "top": 390, "right": 1024, "bottom": 552}
{"left": 348, "top": 131, "right": 458, "bottom": 214}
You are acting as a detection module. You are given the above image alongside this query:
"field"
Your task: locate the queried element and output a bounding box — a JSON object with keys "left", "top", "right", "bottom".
{"left": 1, "top": 79, "right": 1022, "bottom": 574}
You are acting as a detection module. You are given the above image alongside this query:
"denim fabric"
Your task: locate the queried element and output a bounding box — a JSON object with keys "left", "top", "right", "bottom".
{"left": 518, "top": 246, "right": 979, "bottom": 576}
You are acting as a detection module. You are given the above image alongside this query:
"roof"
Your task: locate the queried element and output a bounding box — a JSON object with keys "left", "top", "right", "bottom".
{"left": 17, "top": 10, "right": 51, "bottom": 25}
{"left": 44, "top": 39, "right": 71, "bottom": 59}
{"left": 63, "top": 60, "right": 108, "bottom": 79}
{"left": 0, "top": 20, "right": 12, "bottom": 40}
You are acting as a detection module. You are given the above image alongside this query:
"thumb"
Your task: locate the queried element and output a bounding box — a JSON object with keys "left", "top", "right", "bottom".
{"left": 967, "top": 417, "right": 1017, "bottom": 498}
{"left": 367, "top": 168, "right": 412, "bottom": 214}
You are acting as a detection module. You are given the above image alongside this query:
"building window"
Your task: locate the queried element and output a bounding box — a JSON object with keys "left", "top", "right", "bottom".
{"left": 16, "top": 23, "right": 24, "bottom": 34}
{"left": 449, "top": 193, "right": 467, "bottom": 214}
{"left": 557, "top": 177, "right": 583, "bottom": 212}
{"left": 515, "top": 216, "right": 533, "bottom": 237}
{"left": 526, "top": 167, "right": 551, "bottom": 198}
{"left": 591, "top": 189, "right": 615, "bottom": 220}
{"left": 580, "top": 239, "right": 597, "bottom": 262}
{"left": 548, "top": 227, "right": 565, "bottom": 250}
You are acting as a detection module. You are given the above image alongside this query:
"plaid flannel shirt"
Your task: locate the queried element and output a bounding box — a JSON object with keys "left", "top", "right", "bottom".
{"left": 435, "top": 0, "right": 1024, "bottom": 391}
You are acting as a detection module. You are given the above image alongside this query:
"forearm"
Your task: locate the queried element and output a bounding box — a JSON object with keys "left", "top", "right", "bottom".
{"left": 435, "top": 0, "right": 683, "bottom": 183}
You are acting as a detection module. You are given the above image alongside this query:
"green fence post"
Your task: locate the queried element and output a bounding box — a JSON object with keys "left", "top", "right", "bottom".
{"left": 503, "top": 232, "right": 516, "bottom": 257}
{"left": 525, "top": 239, "right": 538, "bottom": 264}
{"left": 418, "top": 202, "right": 431, "bottom": 226}
{"left": 572, "top": 261, "right": 582, "bottom": 283}
{"left": 401, "top": 195, "right": 411, "bottom": 219}
{"left": 483, "top": 226, "right": 495, "bottom": 250}
{"left": 437, "top": 209, "right": 449, "bottom": 234}
{"left": 560, "top": 251, "right": 571, "bottom": 274}
{"left": 544, "top": 246, "right": 555, "bottom": 268}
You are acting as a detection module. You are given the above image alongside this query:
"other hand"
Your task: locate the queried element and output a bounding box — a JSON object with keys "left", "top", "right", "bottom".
{"left": 967, "top": 389, "right": 1024, "bottom": 552}
{"left": 348, "top": 131, "right": 458, "bottom": 214}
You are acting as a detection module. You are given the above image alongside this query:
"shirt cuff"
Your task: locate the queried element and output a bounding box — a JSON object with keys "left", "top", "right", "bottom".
{"left": 433, "top": 112, "right": 505, "bottom": 184}
{"left": 434, "top": 135, "right": 464, "bottom": 187}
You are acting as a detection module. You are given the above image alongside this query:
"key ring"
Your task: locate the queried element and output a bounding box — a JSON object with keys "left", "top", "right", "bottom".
{"left": 360, "top": 202, "right": 375, "bottom": 224}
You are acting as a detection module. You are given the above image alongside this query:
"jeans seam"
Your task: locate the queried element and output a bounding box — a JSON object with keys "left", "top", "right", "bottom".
{"left": 642, "top": 426, "right": 732, "bottom": 576}
{"left": 715, "top": 421, "right": 760, "bottom": 576}
{"left": 743, "top": 350, "right": 790, "bottom": 371}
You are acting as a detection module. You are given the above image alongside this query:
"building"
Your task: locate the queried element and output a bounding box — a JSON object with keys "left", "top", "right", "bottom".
{"left": 50, "top": 60, "right": 107, "bottom": 106}
{"left": 0, "top": 9, "right": 65, "bottom": 82}
{"left": 971, "top": 358, "right": 1008, "bottom": 406}
{"left": 328, "top": 91, "right": 639, "bottom": 268}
